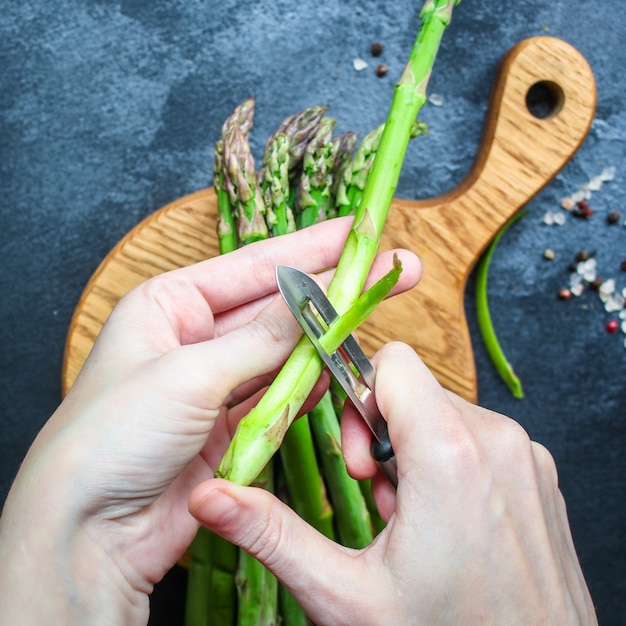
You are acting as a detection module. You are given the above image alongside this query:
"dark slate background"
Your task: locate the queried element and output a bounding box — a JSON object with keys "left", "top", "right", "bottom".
{"left": 1, "top": 1, "right": 624, "bottom": 623}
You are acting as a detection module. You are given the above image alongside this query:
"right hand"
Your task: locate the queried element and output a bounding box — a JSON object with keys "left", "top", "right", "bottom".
{"left": 191, "top": 342, "right": 597, "bottom": 625}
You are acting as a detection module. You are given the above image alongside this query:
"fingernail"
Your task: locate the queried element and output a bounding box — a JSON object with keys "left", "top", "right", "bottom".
{"left": 191, "top": 487, "right": 239, "bottom": 527}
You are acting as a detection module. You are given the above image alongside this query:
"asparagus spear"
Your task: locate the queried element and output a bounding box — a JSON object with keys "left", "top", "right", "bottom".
{"left": 222, "top": 100, "right": 269, "bottom": 245}
{"left": 186, "top": 127, "right": 247, "bottom": 626}
{"left": 309, "top": 392, "right": 373, "bottom": 548}
{"left": 260, "top": 133, "right": 296, "bottom": 236}
{"left": 218, "top": 0, "right": 459, "bottom": 485}
{"left": 263, "top": 122, "right": 338, "bottom": 544}
{"left": 235, "top": 465, "right": 279, "bottom": 626}
{"left": 266, "top": 105, "right": 330, "bottom": 174}
{"left": 185, "top": 526, "right": 239, "bottom": 626}
{"left": 214, "top": 138, "right": 239, "bottom": 254}
{"left": 295, "top": 116, "right": 338, "bottom": 229}
{"left": 279, "top": 416, "right": 335, "bottom": 539}
{"left": 336, "top": 119, "right": 428, "bottom": 217}
{"left": 328, "top": 131, "right": 359, "bottom": 219}
{"left": 335, "top": 123, "right": 384, "bottom": 217}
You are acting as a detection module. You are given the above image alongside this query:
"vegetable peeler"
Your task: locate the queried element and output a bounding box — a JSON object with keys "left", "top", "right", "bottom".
{"left": 276, "top": 265, "right": 398, "bottom": 488}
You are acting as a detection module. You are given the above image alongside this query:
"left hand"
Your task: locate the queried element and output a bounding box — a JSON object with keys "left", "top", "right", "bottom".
{"left": 0, "top": 217, "right": 421, "bottom": 625}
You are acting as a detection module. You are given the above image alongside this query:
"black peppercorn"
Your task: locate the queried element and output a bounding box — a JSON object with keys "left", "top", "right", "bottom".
{"left": 589, "top": 276, "right": 604, "bottom": 290}
{"left": 607, "top": 210, "right": 621, "bottom": 224}
{"left": 371, "top": 41, "right": 384, "bottom": 56}
{"left": 375, "top": 63, "right": 389, "bottom": 77}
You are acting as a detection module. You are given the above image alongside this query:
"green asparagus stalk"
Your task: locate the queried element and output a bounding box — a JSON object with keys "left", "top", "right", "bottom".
{"left": 279, "top": 416, "right": 335, "bottom": 539}
{"left": 222, "top": 100, "right": 269, "bottom": 245}
{"left": 328, "top": 0, "right": 455, "bottom": 311}
{"left": 184, "top": 526, "right": 238, "bottom": 626}
{"left": 218, "top": 0, "right": 459, "bottom": 485}
{"left": 309, "top": 391, "right": 373, "bottom": 548}
{"left": 359, "top": 479, "right": 387, "bottom": 535}
{"left": 185, "top": 125, "right": 246, "bottom": 626}
{"left": 235, "top": 465, "right": 279, "bottom": 626}
{"left": 278, "top": 586, "right": 309, "bottom": 626}
{"left": 214, "top": 138, "right": 239, "bottom": 254}
{"left": 273, "top": 463, "right": 310, "bottom": 626}
{"left": 295, "top": 116, "right": 338, "bottom": 229}
{"left": 263, "top": 122, "right": 338, "bottom": 543}
{"left": 259, "top": 105, "right": 331, "bottom": 236}
{"left": 184, "top": 526, "right": 213, "bottom": 626}
{"left": 250, "top": 110, "right": 338, "bottom": 621}
{"left": 223, "top": 97, "right": 256, "bottom": 138}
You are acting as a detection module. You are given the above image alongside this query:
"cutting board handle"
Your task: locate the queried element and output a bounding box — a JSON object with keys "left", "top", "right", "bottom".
{"left": 394, "top": 36, "right": 597, "bottom": 262}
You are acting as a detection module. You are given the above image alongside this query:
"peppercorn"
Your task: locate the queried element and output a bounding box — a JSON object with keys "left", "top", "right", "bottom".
{"left": 621, "top": 260, "right": 626, "bottom": 272}
{"left": 607, "top": 210, "right": 621, "bottom": 225}
{"left": 375, "top": 63, "right": 389, "bottom": 77}
{"left": 558, "top": 288, "right": 572, "bottom": 300}
{"left": 606, "top": 319, "right": 619, "bottom": 333}
{"left": 572, "top": 201, "right": 594, "bottom": 219}
{"left": 371, "top": 42, "right": 384, "bottom": 56}
{"left": 575, "top": 250, "right": 590, "bottom": 262}
{"left": 589, "top": 276, "right": 604, "bottom": 291}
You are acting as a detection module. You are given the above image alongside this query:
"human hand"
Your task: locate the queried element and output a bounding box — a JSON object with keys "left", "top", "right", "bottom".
{"left": 0, "top": 218, "right": 421, "bottom": 625}
{"left": 192, "top": 342, "right": 597, "bottom": 625}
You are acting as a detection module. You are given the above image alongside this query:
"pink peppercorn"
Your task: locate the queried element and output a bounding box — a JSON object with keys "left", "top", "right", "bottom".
{"left": 606, "top": 319, "right": 619, "bottom": 333}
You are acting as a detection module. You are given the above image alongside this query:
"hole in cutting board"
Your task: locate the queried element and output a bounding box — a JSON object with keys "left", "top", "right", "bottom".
{"left": 525, "top": 80, "right": 564, "bottom": 119}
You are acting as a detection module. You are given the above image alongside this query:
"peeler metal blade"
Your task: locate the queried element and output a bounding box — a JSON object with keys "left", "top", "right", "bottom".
{"left": 276, "top": 265, "right": 397, "bottom": 488}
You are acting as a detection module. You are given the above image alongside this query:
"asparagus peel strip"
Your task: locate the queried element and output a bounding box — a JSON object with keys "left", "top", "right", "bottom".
{"left": 475, "top": 211, "right": 527, "bottom": 399}
{"left": 217, "top": 0, "right": 459, "bottom": 485}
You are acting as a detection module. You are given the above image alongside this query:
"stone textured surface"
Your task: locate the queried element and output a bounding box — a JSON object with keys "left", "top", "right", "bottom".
{"left": 1, "top": 1, "right": 624, "bottom": 623}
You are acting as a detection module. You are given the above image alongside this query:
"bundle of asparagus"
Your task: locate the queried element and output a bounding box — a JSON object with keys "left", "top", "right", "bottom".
{"left": 186, "top": 1, "right": 459, "bottom": 623}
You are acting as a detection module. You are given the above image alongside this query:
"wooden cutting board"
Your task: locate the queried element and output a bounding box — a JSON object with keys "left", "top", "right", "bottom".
{"left": 62, "top": 37, "right": 596, "bottom": 403}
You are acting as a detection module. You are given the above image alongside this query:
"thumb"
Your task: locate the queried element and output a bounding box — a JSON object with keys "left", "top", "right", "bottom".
{"left": 189, "top": 478, "right": 379, "bottom": 623}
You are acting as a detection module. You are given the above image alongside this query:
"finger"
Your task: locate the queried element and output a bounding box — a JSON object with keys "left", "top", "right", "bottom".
{"left": 340, "top": 401, "right": 379, "bottom": 480}
{"left": 87, "top": 219, "right": 355, "bottom": 362}
{"left": 182, "top": 217, "right": 356, "bottom": 314}
{"left": 189, "top": 479, "right": 380, "bottom": 625}
{"left": 340, "top": 402, "right": 397, "bottom": 520}
{"left": 212, "top": 247, "right": 421, "bottom": 339}
{"left": 363, "top": 248, "right": 421, "bottom": 295}
{"left": 153, "top": 292, "right": 309, "bottom": 413}
{"left": 371, "top": 342, "right": 470, "bottom": 485}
